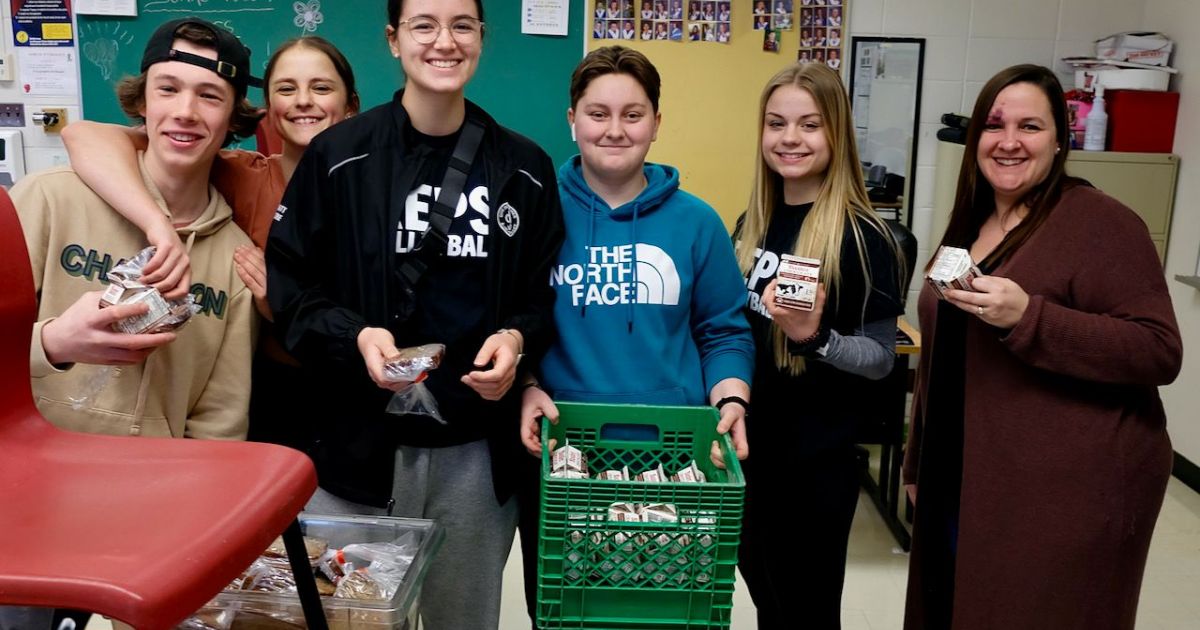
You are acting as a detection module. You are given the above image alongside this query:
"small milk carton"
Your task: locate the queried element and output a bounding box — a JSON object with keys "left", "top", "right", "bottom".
{"left": 775, "top": 254, "right": 821, "bottom": 311}
{"left": 926, "top": 246, "right": 982, "bottom": 300}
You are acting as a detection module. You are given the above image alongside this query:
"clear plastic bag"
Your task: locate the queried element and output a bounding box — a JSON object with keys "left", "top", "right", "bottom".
{"left": 243, "top": 557, "right": 297, "bottom": 593}
{"left": 175, "top": 607, "right": 233, "bottom": 630}
{"left": 72, "top": 247, "right": 201, "bottom": 409}
{"left": 101, "top": 246, "right": 202, "bottom": 334}
{"left": 67, "top": 365, "right": 119, "bottom": 410}
{"left": 382, "top": 344, "right": 447, "bottom": 424}
{"left": 338, "top": 531, "right": 419, "bottom": 600}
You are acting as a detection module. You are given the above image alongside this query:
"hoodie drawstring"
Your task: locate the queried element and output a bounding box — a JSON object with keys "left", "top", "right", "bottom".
{"left": 628, "top": 202, "right": 640, "bottom": 333}
{"left": 582, "top": 195, "right": 598, "bottom": 318}
{"left": 133, "top": 228, "right": 198, "bottom": 436}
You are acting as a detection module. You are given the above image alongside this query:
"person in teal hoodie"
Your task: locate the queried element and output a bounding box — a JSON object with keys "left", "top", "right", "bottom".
{"left": 520, "top": 45, "right": 752, "bottom": 452}
{"left": 512, "top": 45, "right": 754, "bottom": 628}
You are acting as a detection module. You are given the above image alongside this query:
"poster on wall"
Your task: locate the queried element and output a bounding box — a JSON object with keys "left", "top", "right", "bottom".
{"left": 522, "top": 0, "right": 569, "bottom": 36}
{"left": 18, "top": 47, "right": 78, "bottom": 96}
{"left": 76, "top": 0, "right": 136, "bottom": 16}
{"left": 797, "top": 0, "right": 845, "bottom": 70}
{"left": 11, "top": 0, "right": 75, "bottom": 47}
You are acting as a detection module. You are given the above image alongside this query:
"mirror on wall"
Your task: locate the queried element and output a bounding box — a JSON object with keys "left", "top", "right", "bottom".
{"left": 847, "top": 37, "right": 926, "bottom": 227}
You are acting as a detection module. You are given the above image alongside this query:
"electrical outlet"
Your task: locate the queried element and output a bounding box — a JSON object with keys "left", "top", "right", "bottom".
{"left": 0, "top": 103, "right": 23, "bottom": 127}
{"left": 33, "top": 107, "right": 67, "bottom": 133}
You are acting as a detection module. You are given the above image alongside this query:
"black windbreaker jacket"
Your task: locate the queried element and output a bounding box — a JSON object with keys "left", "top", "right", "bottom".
{"left": 267, "top": 91, "right": 564, "bottom": 507}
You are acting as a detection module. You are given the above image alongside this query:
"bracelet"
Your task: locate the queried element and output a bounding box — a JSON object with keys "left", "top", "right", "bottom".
{"left": 497, "top": 328, "right": 524, "bottom": 357}
{"left": 715, "top": 395, "right": 750, "bottom": 415}
{"left": 521, "top": 380, "right": 541, "bottom": 391}
{"left": 792, "top": 327, "right": 821, "bottom": 345}
{"left": 786, "top": 325, "right": 831, "bottom": 357}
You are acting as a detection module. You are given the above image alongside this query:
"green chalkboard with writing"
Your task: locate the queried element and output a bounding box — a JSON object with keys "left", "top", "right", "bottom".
{"left": 77, "top": 0, "right": 582, "bottom": 163}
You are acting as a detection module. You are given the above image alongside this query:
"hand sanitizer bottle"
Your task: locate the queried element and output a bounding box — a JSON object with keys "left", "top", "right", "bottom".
{"left": 1084, "top": 84, "right": 1108, "bottom": 151}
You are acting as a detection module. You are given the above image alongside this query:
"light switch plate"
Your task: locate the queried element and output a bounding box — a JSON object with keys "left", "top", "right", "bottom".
{"left": 0, "top": 103, "right": 24, "bottom": 128}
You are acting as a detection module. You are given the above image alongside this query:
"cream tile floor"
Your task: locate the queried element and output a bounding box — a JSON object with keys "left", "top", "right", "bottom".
{"left": 87, "top": 478, "right": 1200, "bottom": 630}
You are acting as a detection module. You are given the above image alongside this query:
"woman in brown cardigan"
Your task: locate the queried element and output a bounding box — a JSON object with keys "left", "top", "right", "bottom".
{"left": 902, "top": 64, "right": 1182, "bottom": 630}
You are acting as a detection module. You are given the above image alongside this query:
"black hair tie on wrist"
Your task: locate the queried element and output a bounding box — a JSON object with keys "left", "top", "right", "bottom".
{"left": 715, "top": 395, "right": 750, "bottom": 416}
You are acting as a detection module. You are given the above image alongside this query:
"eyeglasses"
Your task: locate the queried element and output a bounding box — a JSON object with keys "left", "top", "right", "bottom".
{"left": 398, "top": 17, "right": 485, "bottom": 45}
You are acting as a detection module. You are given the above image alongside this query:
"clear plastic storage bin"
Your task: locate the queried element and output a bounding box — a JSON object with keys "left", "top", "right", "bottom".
{"left": 182, "top": 513, "right": 444, "bottom": 629}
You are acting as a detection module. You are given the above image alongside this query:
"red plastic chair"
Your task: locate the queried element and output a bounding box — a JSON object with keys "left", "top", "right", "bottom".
{"left": 0, "top": 187, "right": 328, "bottom": 629}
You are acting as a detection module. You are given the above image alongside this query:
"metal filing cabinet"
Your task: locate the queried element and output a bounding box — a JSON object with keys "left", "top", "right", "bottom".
{"left": 931, "top": 141, "right": 1178, "bottom": 262}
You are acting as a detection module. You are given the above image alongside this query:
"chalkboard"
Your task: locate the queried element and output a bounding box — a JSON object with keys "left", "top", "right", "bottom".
{"left": 77, "top": 0, "right": 582, "bottom": 164}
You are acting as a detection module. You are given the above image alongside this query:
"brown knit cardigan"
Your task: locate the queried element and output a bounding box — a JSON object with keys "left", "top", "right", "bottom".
{"left": 902, "top": 185, "right": 1182, "bottom": 630}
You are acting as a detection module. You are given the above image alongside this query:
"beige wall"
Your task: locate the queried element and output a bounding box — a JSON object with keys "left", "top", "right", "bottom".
{"left": 1144, "top": 0, "right": 1200, "bottom": 464}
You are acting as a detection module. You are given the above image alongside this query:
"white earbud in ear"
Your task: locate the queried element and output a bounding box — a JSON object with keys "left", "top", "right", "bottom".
{"left": 570, "top": 123, "right": 576, "bottom": 142}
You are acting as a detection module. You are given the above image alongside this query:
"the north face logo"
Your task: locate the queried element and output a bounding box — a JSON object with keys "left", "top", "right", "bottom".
{"left": 498, "top": 202, "right": 520, "bottom": 237}
{"left": 549, "top": 243, "right": 681, "bottom": 306}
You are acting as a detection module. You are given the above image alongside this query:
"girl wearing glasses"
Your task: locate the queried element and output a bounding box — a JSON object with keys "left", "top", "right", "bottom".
{"left": 268, "top": 1, "right": 563, "bottom": 629}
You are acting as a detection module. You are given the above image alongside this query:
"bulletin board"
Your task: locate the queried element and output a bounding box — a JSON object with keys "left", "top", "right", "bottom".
{"left": 75, "top": 0, "right": 584, "bottom": 164}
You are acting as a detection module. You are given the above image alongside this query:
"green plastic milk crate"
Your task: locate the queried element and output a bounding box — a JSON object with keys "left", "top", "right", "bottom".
{"left": 536, "top": 402, "right": 746, "bottom": 629}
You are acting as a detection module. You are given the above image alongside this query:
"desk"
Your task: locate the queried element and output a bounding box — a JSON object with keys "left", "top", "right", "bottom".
{"left": 897, "top": 317, "right": 921, "bottom": 355}
{"left": 855, "top": 317, "right": 920, "bottom": 550}
{"left": 871, "top": 199, "right": 904, "bottom": 222}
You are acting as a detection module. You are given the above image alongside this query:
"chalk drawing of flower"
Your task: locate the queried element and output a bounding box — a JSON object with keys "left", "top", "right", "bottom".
{"left": 294, "top": 1, "right": 324, "bottom": 33}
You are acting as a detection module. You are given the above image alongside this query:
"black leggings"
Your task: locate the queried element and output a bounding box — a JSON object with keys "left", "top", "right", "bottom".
{"left": 738, "top": 445, "right": 862, "bottom": 630}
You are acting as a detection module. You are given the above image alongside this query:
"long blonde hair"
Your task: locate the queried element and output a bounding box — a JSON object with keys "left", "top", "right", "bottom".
{"left": 736, "top": 62, "right": 901, "bottom": 375}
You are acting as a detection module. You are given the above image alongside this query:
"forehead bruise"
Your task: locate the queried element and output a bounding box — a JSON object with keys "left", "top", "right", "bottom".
{"left": 986, "top": 108, "right": 1003, "bottom": 125}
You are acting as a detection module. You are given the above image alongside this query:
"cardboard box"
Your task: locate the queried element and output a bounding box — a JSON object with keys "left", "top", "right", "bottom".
{"left": 1095, "top": 32, "right": 1173, "bottom": 67}
{"left": 1074, "top": 68, "right": 1169, "bottom": 92}
{"left": 1106, "top": 89, "right": 1179, "bottom": 153}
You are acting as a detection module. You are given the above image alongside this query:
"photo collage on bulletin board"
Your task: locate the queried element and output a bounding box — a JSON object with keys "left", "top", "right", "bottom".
{"left": 687, "top": 2, "right": 732, "bottom": 43}
{"left": 796, "top": 0, "right": 845, "bottom": 68}
{"left": 592, "top": 0, "right": 730, "bottom": 44}
{"left": 754, "top": 1, "right": 794, "bottom": 53}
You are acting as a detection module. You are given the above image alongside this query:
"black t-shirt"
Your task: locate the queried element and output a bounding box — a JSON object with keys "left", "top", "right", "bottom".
{"left": 743, "top": 202, "right": 904, "bottom": 457}
{"left": 392, "top": 121, "right": 492, "bottom": 446}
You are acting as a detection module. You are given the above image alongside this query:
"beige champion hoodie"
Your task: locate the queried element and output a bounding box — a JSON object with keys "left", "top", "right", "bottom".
{"left": 15, "top": 154, "right": 257, "bottom": 440}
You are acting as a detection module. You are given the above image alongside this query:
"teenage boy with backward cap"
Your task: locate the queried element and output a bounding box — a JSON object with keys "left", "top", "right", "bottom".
{"left": 17, "top": 16, "right": 262, "bottom": 443}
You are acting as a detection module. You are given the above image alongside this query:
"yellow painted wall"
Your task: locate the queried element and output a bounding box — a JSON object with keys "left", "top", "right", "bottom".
{"left": 587, "top": 4, "right": 813, "bottom": 228}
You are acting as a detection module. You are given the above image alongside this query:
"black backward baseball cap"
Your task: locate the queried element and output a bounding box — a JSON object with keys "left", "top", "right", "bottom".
{"left": 140, "top": 17, "right": 263, "bottom": 97}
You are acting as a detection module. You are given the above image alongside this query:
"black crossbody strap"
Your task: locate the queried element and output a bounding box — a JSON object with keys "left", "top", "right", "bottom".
{"left": 398, "top": 118, "right": 486, "bottom": 287}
